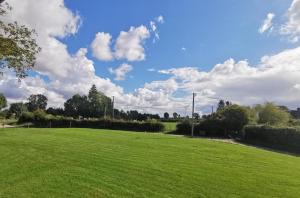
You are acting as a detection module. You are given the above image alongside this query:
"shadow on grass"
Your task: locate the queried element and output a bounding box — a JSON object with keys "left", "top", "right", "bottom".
{"left": 167, "top": 130, "right": 300, "bottom": 157}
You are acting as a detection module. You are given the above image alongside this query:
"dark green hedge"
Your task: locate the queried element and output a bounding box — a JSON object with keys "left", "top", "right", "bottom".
{"left": 241, "top": 125, "right": 300, "bottom": 153}
{"left": 19, "top": 112, "right": 165, "bottom": 132}
{"left": 175, "top": 119, "right": 227, "bottom": 137}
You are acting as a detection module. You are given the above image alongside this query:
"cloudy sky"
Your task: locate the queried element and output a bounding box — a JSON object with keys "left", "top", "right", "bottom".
{"left": 1, "top": 0, "right": 300, "bottom": 116}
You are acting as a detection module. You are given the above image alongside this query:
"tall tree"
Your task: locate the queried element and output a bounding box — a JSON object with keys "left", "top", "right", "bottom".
{"left": 0, "top": 93, "right": 7, "bottom": 110}
{"left": 173, "top": 112, "right": 178, "bottom": 119}
{"left": 7, "top": 102, "right": 27, "bottom": 118}
{"left": 27, "top": 94, "right": 48, "bottom": 112}
{"left": 164, "top": 112, "right": 169, "bottom": 119}
{"left": 0, "top": 2, "right": 41, "bottom": 78}
{"left": 64, "top": 94, "right": 89, "bottom": 118}
{"left": 217, "top": 100, "right": 225, "bottom": 111}
{"left": 257, "top": 103, "right": 290, "bottom": 126}
{"left": 88, "top": 85, "right": 112, "bottom": 118}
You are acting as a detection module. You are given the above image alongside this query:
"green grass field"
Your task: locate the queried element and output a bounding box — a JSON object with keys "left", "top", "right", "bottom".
{"left": 163, "top": 122, "right": 177, "bottom": 132}
{"left": 0, "top": 128, "right": 300, "bottom": 198}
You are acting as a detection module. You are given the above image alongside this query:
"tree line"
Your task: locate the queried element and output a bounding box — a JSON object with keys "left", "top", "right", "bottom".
{"left": 0, "top": 85, "right": 160, "bottom": 121}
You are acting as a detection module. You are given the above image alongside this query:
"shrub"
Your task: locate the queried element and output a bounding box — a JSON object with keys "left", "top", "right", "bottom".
{"left": 176, "top": 120, "right": 192, "bottom": 135}
{"left": 18, "top": 114, "right": 165, "bottom": 132}
{"left": 241, "top": 125, "right": 300, "bottom": 153}
{"left": 197, "top": 118, "right": 226, "bottom": 137}
{"left": 219, "top": 105, "right": 250, "bottom": 135}
{"left": 257, "top": 103, "right": 290, "bottom": 126}
{"left": 19, "top": 112, "right": 34, "bottom": 123}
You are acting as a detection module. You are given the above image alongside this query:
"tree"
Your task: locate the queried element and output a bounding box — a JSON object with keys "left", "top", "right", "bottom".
{"left": 164, "top": 112, "right": 169, "bottom": 119}
{"left": 27, "top": 94, "right": 48, "bottom": 112}
{"left": 219, "top": 105, "right": 250, "bottom": 133}
{"left": 257, "top": 103, "right": 290, "bottom": 126}
{"left": 217, "top": 100, "right": 225, "bottom": 111}
{"left": 46, "top": 107, "right": 64, "bottom": 116}
{"left": 7, "top": 102, "right": 27, "bottom": 118}
{"left": 64, "top": 94, "right": 89, "bottom": 118}
{"left": 0, "top": 93, "right": 7, "bottom": 110}
{"left": 193, "top": 113, "right": 200, "bottom": 120}
{"left": 173, "top": 112, "right": 178, "bottom": 119}
{"left": 0, "top": 2, "right": 41, "bottom": 78}
{"left": 88, "top": 85, "right": 112, "bottom": 118}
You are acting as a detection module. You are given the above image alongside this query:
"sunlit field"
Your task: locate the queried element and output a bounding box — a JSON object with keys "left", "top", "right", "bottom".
{"left": 0, "top": 128, "right": 299, "bottom": 198}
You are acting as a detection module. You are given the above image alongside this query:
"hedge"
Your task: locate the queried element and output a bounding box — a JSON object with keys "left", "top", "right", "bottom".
{"left": 19, "top": 112, "right": 165, "bottom": 132}
{"left": 241, "top": 125, "right": 300, "bottom": 153}
{"left": 175, "top": 119, "right": 227, "bottom": 137}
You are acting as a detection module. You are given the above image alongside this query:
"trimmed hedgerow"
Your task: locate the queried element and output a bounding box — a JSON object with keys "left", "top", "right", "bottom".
{"left": 241, "top": 125, "right": 300, "bottom": 153}
{"left": 18, "top": 112, "right": 164, "bottom": 132}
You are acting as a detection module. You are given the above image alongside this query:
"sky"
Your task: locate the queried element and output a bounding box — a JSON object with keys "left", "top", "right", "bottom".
{"left": 1, "top": 0, "right": 300, "bottom": 116}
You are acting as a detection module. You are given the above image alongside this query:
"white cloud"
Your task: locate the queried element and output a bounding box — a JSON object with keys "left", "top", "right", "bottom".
{"left": 109, "top": 63, "right": 133, "bottom": 81}
{"left": 91, "top": 32, "right": 113, "bottom": 61}
{"left": 156, "top": 15, "right": 164, "bottom": 24}
{"left": 91, "top": 25, "right": 151, "bottom": 62}
{"left": 280, "top": 0, "right": 300, "bottom": 42}
{"left": 158, "top": 47, "right": 300, "bottom": 111}
{"left": 91, "top": 15, "right": 164, "bottom": 61}
{"left": 259, "top": 13, "right": 275, "bottom": 33}
{"left": 2, "top": 1, "right": 300, "bottom": 116}
{"left": 114, "top": 25, "right": 150, "bottom": 61}
{"left": 181, "top": 47, "right": 186, "bottom": 51}
{"left": 0, "top": 0, "right": 125, "bottom": 108}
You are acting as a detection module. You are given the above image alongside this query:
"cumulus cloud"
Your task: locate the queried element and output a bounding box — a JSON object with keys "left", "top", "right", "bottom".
{"left": 259, "top": 13, "right": 275, "bottom": 33}
{"left": 0, "top": 0, "right": 124, "bottom": 107}
{"left": 280, "top": 0, "right": 300, "bottom": 42}
{"left": 158, "top": 47, "right": 300, "bottom": 111}
{"left": 91, "top": 32, "right": 113, "bottom": 61}
{"left": 91, "top": 16, "right": 164, "bottom": 61}
{"left": 109, "top": 63, "right": 133, "bottom": 81}
{"left": 114, "top": 25, "right": 150, "bottom": 61}
{"left": 91, "top": 25, "right": 151, "bottom": 62}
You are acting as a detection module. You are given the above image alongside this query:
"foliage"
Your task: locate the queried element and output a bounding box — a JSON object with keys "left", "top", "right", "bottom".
{"left": 18, "top": 113, "right": 165, "bottom": 132}
{"left": 0, "top": 93, "right": 7, "bottom": 110}
{"left": 164, "top": 112, "right": 169, "bottom": 119}
{"left": 218, "top": 104, "right": 250, "bottom": 133}
{"left": 88, "top": 84, "right": 112, "bottom": 118}
{"left": 257, "top": 103, "right": 290, "bottom": 126}
{"left": 64, "top": 94, "right": 89, "bottom": 118}
{"left": 46, "top": 107, "right": 64, "bottom": 116}
{"left": 7, "top": 102, "right": 27, "bottom": 118}
{"left": 173, "top": 112, "right": 178, "bottom": 119}
{"left": 18, "top": 111, "right": 34, "bottom": 123}
{"left": 27, "top": 94, "right": 48, "bottom": 112}
{"left": 241, "top": 125, "right": 300, "bottom": 153}
{"left": 176, "top": 119, "right": 192, "bottom": 135}
{"left": 176, "top": 105, "right": 251, "bottom": 137}
{"left": 0, "top": 2, "right": 41, "bottom": 78}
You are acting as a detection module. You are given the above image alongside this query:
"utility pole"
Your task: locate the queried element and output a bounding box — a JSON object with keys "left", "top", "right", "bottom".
{"left": 211, "top": 106, "right": 214, "bottom": 114}
{"left": 112, "top": 96, "right": 115, "bottom": 120}
{"left": 191, "top": 92, "right": 196, "bottom": 137}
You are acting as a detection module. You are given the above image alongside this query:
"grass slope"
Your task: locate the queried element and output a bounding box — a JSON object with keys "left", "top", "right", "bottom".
{"left": 0, "top": 128, "right": 299, "bottom": 198}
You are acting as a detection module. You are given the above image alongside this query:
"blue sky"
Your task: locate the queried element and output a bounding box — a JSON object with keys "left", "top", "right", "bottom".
{"left": 62, "top": 0, "right": 294, "bottom": 92}
{"left": 2, "top": 0, "right": 300, "bottom": 114}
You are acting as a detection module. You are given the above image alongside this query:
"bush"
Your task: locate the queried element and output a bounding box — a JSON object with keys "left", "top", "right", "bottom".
{"left": 257, "top": 103, "right": 290, "bottom": 126}
{"left": 197, "top": 118, "right": 226, "bottom": 137}
{"left": 19, "top": 112, "right": 34, "bottom": 123}
{"left": 176, "top": 120, "right": 192, "bottom": 135}
{"left": 241, "top": 125, "right": 300, "bottom": 153}
{"left": 219, "top": 105, "right": 250, "bottom": 135}
{"left": 176, "top": 105, "right": 250, "bottom": 137}
{"left": 18, "top": 114, "right": 165, "bottom": 132}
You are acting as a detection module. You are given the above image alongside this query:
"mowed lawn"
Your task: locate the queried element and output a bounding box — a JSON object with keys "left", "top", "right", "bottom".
{"left": 0, "top": 129, "right": 300, "bottom": 198}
